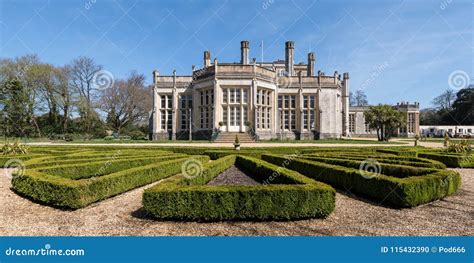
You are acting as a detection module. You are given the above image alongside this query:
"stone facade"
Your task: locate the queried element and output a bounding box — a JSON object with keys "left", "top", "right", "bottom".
{"left": 348, "top": 102, "right": 420, "bottom": 138}
{"left": 149, "top": 41, "right": 350, "bottom": 140}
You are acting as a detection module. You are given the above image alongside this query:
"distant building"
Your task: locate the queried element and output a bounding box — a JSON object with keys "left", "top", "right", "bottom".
{"left": 420, "top": 125, "right": 474, "bottom": 137}
{"left": 149, "top": 40, "right": 350, "bottom": 140}
{"left": 348, "top": 102, "right": 420, "bottom": 138}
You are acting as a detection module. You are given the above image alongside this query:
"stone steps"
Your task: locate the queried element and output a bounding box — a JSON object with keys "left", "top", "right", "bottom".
{"left": 214, "top": 132, "right": 255, "bottom": 143}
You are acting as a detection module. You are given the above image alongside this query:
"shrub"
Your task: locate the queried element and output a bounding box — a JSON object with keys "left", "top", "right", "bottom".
{"left": 128, "top": 130, "right": 145, "bottom": 140}
{"left": 12, "top": 155, "right": 210, "bottom": 209}
{"left": 64, "top": 134, "right": 74, "bottom": 141}
{"left": 1, "top": 141, "right": 28, "bottom": 155}
{"left": 143, "top": 155, "right": 335, "bottom": 221}
{"left": 417, "top": 152, "right": 474, "bottom": 168}
{"left": 262, "top": 154, "right": 460, "bottom": 207}
{"left": 446, "top": 140, "right": 472, "bottom": 154}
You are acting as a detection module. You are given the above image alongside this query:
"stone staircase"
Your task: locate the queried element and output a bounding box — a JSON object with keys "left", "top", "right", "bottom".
{"left": 214, "top": 132, "right": 255, "bottom": 143}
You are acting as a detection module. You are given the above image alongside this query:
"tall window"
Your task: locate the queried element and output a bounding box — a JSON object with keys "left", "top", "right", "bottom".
{"left": 221, "top": 87, "right": 248, "bottom": 127}
{"left": 257, "top": 89, "right": 272, "bottom": 130}
{"left": 408, "top": 113, "right": 415, "bottom": 133}
{"left": 364, "top": 120, "right": 370, "bottom": 133}
{"left": 179, "top": 95, "right": 192, "bottom": 130}
{"left": 349, "top": 113, "right": 355, "bottom": 133}
{"left": 303, "top": 95, "right": 315, "bottom": 130}
{"left": 199, "top": 89, "right": 213, "bottom": 129}
{"left": 223, "top": 89, "right": 228, "bottom": 103}
{"left": 159, "top": 94, "right": 172, "bottom": 131}
{"left": 278, "top": 95, "right": 296, "bottom": 131}
{"left": 222, "top": 107, "right": 228, "bottom": 126}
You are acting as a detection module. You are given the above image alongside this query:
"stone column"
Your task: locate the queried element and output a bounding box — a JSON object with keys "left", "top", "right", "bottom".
{"left": 298, "top": 72, "right": 303, "bottom": 138}
{"left": 342, "top": 72, "right": 350, "bottom": 137}
{"left": 151, "top": 70, "right": 160, "bottom": 140}
{"left": 213, "top": 58, "right": 219, "bottom": 130}
{"left": 171, "top": 70, "right": 178, "bottom": 140}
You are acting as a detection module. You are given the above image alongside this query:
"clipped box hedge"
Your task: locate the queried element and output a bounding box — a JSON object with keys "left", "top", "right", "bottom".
{"left": 143, "top": 155, "right": 335, "bottom": 221}
{"left": 31, "top": 154, "right": 186, "bottom": 179}
{"left": 301, "top": 153, "right": 446, "bottom": 169}
{"left": 417, "top": 152, "right": 474, "bottom": 168}
{"left": 262, "top": 154, "right": 461, "bottom": 208}
{"left": 11, "top": 155, "right": 210, "bottom": 209}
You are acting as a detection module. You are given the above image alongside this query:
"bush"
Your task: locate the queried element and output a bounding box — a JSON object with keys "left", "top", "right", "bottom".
{"left": 128, "top": 130, "right": 145, "bottom": 140}
{"left": 446, "top": 140, "right": 472, "bottom": 154}
{"left": 12, "top": 155, "right": 210, "bottom": 209}
{"left": 143, "top": 155, "right": 335, "bottom": 221}
{"left": 262, "top": 154, "right": 460, "bottom": 207}
{"left": 104, "top": 136, "right": 114, "bottom": 141}
{"left": 417, "top": 152, "right": 474, "bottom": 168}
{"left": 299, "top": 156, "right": 439, "bottom": 178}
{"left": 1, "top": 141, "right": 28, "bottom": 155}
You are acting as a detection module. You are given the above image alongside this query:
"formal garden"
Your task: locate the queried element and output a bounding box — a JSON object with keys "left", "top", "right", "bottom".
{"left": 1, "top": 142, "right": 472, "bottom": 223}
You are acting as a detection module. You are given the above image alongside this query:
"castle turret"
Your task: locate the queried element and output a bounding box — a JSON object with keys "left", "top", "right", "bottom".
{"left": 204, "top": 51, "right": 211, "bottom": 67}
{"left": 285, "top": 41, "right": 294, "bottom": 76}
{"left": 307, "top": 52, "right": 315, "bottom": 76}
{"left": 240, "top": 40, "right": 249, "bottom": 65}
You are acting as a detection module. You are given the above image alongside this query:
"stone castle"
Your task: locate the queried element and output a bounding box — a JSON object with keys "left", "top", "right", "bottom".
{"left": 149, "top": 41, "right": 418, "bottom": 141}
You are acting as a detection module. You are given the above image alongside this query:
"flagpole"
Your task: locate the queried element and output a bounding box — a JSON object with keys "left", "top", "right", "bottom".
{"left": 261, "top": 40, "right": 263, "bottom": 62}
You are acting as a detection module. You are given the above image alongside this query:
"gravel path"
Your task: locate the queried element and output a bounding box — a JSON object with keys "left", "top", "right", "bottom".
{"left": 207, "top": 166, "right": 260, "bottom": 186}
{"left": 1, "top": 168, "right": 472, "bottom": 236}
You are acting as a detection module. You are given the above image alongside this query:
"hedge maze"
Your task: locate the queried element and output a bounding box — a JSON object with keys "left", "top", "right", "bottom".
{"left": 3, "top": 146, "right": 470, "bottom": 220}
{"left": 143, "top": 155, "right": 335, "bottom": 221}
{"left": 8, "top": 147, "right": 209, "bottom": 209}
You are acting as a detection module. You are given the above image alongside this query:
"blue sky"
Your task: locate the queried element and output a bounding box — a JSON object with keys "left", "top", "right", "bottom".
{"left": 0, "top": 0, "right": 472, "bottom": 108}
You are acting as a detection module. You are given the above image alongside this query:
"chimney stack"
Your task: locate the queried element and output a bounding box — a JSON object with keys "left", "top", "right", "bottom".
{"left": 307, "top": 52, "right": 315, "bottom": 76}
{"left": 285, "top": 41, "right": 294, "bottom": 76}
{"left": 240, "top": 40, "right": 250, "bottom": 65}
{"left": 204, "top": 51, "right": 211, "bottom": 67}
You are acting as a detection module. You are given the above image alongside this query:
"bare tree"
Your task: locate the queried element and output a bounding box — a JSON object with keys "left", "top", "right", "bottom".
{"left": 68, "top": 56, "right": 103, "bottom": 134}
{"left": 432, "top": 89, "right": 455, "bottom": 110}
{"left": 53, "top": 66, "right": 73, "bottom": 134}
{"left": 100, "top": 72, "right": 151, "bottom": 133}
{"left": 350, "top": 89, "right": 368, "bottom": 106}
